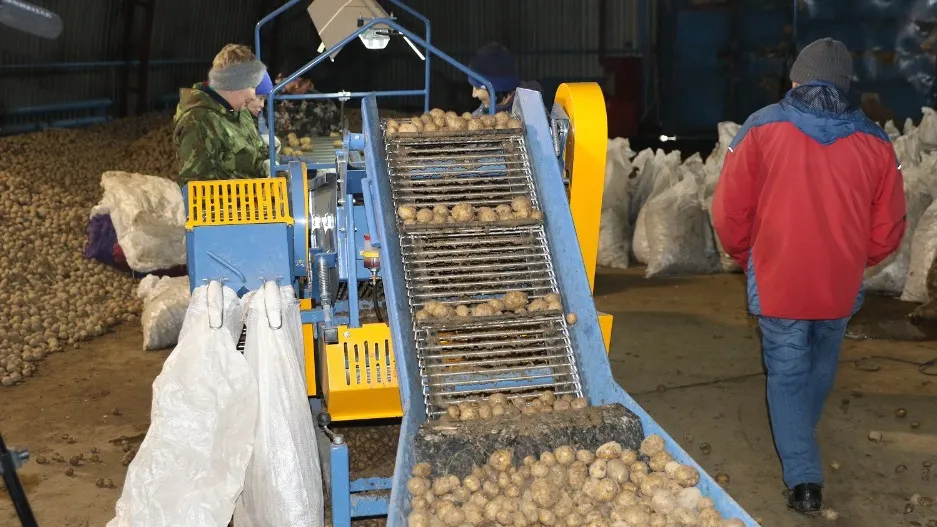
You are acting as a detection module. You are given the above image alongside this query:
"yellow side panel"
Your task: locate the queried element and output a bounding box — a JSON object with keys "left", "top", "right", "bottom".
{"left": 299, "top": 298, "right": 317, "bottom": 396}
{"left": 598, "top": 312, "right": 614, "bottom": 355}
{"left": 323, "top": 323, "right": 403, "bottom": 421}
{"left": 554, "top": 83, "right": 608, "bottom": 293}
{"left": 185, "top": 177, "right": 293, "bottom": 229}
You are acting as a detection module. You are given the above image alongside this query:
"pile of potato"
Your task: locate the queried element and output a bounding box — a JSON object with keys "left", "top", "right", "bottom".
{"left": 399, "top": 197, "right": 541, "bottom": 227}
{"left": 415, "top": 291, "right": 563, "bottom": 322}
{"left": 407, "top": 435, "right": 745, "bottom": 527}
{"left": 386, "top": 109, "right": 522, "bottom": 136}
{"left": 282, "top": 132, "right": 315, "bottom": 156}
{"left": 0, "top": 114, "right": 184, "bottom": 387}
{"left": 441, "top": 392, "right": 588, "bottom": 422}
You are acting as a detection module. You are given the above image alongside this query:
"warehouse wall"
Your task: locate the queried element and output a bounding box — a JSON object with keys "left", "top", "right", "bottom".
{"left": 1, "top": 0, "right": 653, "bottom": 134}
{"left": 0, "top": 0, "right": 267, "bottom": 133}
{"left": 658, "top": 0, "right": 936, "bottom": 134}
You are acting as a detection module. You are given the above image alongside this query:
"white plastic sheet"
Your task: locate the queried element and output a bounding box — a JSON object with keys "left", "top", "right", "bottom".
{"left": 108, "top": 282, "right": 257, "bottom": 527}
{"left": 902, "top": 200, "right": 937, "bottom": 303}
{"left": 597, "top": 138, "right": 635, "bottom": 269}
{"left": 91, "top": 171, "right": 186, "bottom": 272}
{"left": 863, "top": 170, "right": 934, "bottom": 295}
{"left": 234, "top": 282, "right": 324, "bottom": 527}
{"left": 137, "top": 275, "right": 191, "bottom": 350}
{"left": 643, "top": 177, "right": 718, "bottom": 277}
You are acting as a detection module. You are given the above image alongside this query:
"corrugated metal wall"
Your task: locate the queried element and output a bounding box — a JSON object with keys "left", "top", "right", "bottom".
{"left": 1, "top": 0, "right": 652, "bottom": 131}
{"left": 0, "top": 0, "right": 266, "bottom": 129}
{"left": 278, "top": 0, "right": 652, "bottom": 111}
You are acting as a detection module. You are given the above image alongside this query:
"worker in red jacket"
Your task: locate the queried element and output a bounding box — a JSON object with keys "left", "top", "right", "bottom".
{"left": 712, "top": 38, "right": 906, "bottom": 514}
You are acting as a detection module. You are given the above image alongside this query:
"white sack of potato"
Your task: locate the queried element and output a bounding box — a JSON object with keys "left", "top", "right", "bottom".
{"left": 234, "top": 283, "right": 324, "bottom": 527}
{"left": 108, "top": 282, "right": 256, "bottom": 527}
{"left": 902, "top": 200, "right": 937, "bottom": 303}
{"left": 643, "top": 177, "right": 718, "bottom": 277}
{"left": 93, "top": 170, "right": 186, "bottom": 272}
{"left": 598, "top": 138, "right": 636, "bottom": 269}
{"left": 864, "top": 168, "right": 934, "bottom": 295}
{"left": 138, "top": 275, "right": 191, "bottom": 351}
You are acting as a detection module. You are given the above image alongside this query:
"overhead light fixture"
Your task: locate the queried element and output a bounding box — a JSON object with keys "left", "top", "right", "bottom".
{"left": 308, "top": 0, "right": 392, "bottom": 59}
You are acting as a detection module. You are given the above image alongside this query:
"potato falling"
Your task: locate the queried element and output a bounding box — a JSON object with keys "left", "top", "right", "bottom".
{"left": 406, "top": 435, "right": 743, "bottom": 527}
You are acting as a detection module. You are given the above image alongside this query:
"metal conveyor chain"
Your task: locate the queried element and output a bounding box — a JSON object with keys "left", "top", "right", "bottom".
{"left": 383, "top": 123, "right": 584, "bottom": 418}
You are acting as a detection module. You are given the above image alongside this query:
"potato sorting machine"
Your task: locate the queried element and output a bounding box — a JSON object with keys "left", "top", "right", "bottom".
{"left": 182, "top": 1, "right": 758, "bottom": 525}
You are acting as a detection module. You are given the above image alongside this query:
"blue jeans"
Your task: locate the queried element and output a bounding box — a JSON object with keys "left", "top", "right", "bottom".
{"left": 758, "top": 315, "right": 852, "bottom": 488}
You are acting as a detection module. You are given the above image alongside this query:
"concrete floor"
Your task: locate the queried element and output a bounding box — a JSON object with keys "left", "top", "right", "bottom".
{"left": 2, "top": 269, "right": 936, "bottom": 526}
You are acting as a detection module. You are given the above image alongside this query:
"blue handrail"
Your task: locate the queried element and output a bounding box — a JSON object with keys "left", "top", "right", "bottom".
{"left": 264, "top": 15, "right": 498, "bottom": 173}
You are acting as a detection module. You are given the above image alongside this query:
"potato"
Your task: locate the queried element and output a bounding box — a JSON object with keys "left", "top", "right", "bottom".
{"left": 411, "top": 495, "right": 430, "bottom": 510}
{"left": 675, "top": 487, "right": 703, "bottom": 510}
{"left": 596, "top": 442, "right": 623, "bottom": 461}
{"left": 446, "top": 405, "right": 460, "bottom": 420}
{"left": 540, "top": 451, "right": 557, "bottom": 466}
{"left": 398, "top": 205, "right": 417, "bottom": 220}
{"left": 399, "top": 123, "right": 420, "bottom": 134}
{"left": 487, "top": 298, "right": 505, "bottom": 312}
{"left": 697, "top": 497, "right": 715, "bottom": 510}
{"left": 404, "top": 218, "right": 416, "bottom": 225}
{"left": 432, "top": 476, "right": 455, "bottom": 496}
{"left": 613, "top": 491, "right": 638, "bottom": 508}
{"left": 511, "top": 195, "right": 533, "bottom": 214}
{"left": 409, "top": 510, "right": 431, "bottom": 527}
{"left": 503, "top": 290, "right": 529, "bottom": 310}
{"left": 424, "top": 123, "right": 439, "bottom": 132}
{"left": 477, "top": 207, "right": 499, "bottom": 222}
{"left": 425, "top": 301, "right": 454, "bottom": 318}
{"left": 564, "top": 512, "right": 583, "bottom": 527}
{"left": 495, "top": 111, "right": 511, "bottom": 126}
{"left": 472, "top": 303, "right": 497, "bottom": 317}
{"left": 567, "top": 461, "right": 588, "bottom": 488}
{"left": 590, "top": 478, "right": 619, "bottom": 502}
{"left": 639, "top": 474, "right": 667, "bottom": 497}
{"left": 408, "top": 477, "right": 431, "bottom": 495}
{"left": 672, "top": 507, "right": 701, "bottom": 525}
{"left": 605, "top": 459, "right": 629, "bottom": 484}
{"left": 451, "top": 203, "right": 475, "bottom": 222}
{"left": 462, "top": 112, "right": 473, "bottom": 120}
{"left": 416, "top": 208, "right": 435, "bottom": 223}
{"left": 432, "top": 213, "right": 448, "bottom": 224}
{"left": 620, "top": 505, "right": 649, "bottom": 526}
{"left": 415, "top": 309, "right": 432, "bottom": 322}
{"left": 589, "top": 459, "right": 607, "bottom": 479}
{"left": 420, "top": 113, "right": 434, "bottom": 124}
{"left": 531, "top": 461, "right": 550, "bottom": 478}
{"left": 571, "top": 397, "right": 588, "bottom": 409}
{"left": 640, "top": 435, "right": 666, "bottom": 457}
{"left": 446, "top": 115, "right": 467, "bottom": 131}
{"left": 484, "top": 500, "right": 501, "bottom": 520}
{"left": 554, "top": 445, "right": 575, "bottom": 466}
{"left": 413, "top": 462, "right": 432, "bottom": 478}
{"left": 495, "top": 203, "right": 514, "bottom": 218}
{"left": 673, "top": 465, "right": 700, "bottom": 487}
{"left": 452, "top": 485, "right": 472, "bottom": 503}
{"left": 462, "top": 504, "right": 484, "bottom": 526}
{"left": 477, "top": 404, "right": 493, "bottom": 419}
{"left": 386, "top": 126, "right": 399, "bottom": 137}
{"left": 459, "top": 402, "right": 478, "bottom": 421}
{"left": 507, "top": 118, "right": 523, "bottom": 129}
{"left": 455, "top": 305, "right": 471, "bottom": 317}
{"left": 489, "top": 449, "right": 513, "bottom": 472}
{"left": 650, "top": 489, "right": 676, "bottom": 515}
{"left": 430, "top": 108, "right": 445, "bottom": 117}
{"left": 432, "top": 116, "right": 445, "bottom": 128}
{"left": 649, "top": 451, "right": 673, "bottom": 472}
{"left": 467, "top": 119, "right": 484, "bottom": 131}
{"left": 480, "top": 115, "right": 496, "bottom": 127}
{"left": 576, "top": 449, "right": 595, "bottom": 464}
{"left": 539, "top": 509, "right": 557, "bottom": 526}
{"left": 522, "top": 454, "right": 537, "bottom": 466}
{"left": 463, "top": 474, "right": 482, "bottom": 492}
{"left": 620, "top": 482, "right": 638, "bottom": 495}
{"left": 648, "top": 513, "right": 667, "bottom": 527}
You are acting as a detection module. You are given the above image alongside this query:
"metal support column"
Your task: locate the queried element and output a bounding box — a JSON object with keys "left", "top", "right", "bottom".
{"left": 119, "top": 0, "right": 157, "bottom": 117}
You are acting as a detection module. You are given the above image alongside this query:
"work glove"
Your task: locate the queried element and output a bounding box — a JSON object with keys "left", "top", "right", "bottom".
{"left": 263, "top": 159, "right": 271, "bottom": 177}
{"left": 260, "top": 134, "right": 282, "bottom": 155}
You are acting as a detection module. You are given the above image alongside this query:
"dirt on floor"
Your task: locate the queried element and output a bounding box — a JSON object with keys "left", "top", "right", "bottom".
{"left": 2, "top": 269, "right": 936, "bottom": 527}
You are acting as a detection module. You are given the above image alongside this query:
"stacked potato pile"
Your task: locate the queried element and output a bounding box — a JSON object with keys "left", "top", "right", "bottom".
{"left": 0, "top": 114, "right": 179, "bottom": 387}
{"left": 386, "top": 109, "right": 522, "bottom": 136}
{"left": 415, "top": 290, "right": 563, "bottom": 322}
{"left": 399, "top": 197, "right": 541, "bottom": 226}
{"left": 441, "top": 392, "right": 588, "bottom": 421}
{"left": 407, "top": 436, "right": 745, "bottom": 527}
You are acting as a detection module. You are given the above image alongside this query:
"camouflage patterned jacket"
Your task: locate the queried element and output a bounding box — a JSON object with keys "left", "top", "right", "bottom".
{"left": 273, "top": 95, "right": 342, "bottom": 138}
{"left": 173, "top": 83, "right": 267, "bottom": 185}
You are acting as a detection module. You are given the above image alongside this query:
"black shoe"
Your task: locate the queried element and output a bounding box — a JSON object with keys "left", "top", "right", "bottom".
{"left": 788, "top": 483, "right": 823, "bottom": 513}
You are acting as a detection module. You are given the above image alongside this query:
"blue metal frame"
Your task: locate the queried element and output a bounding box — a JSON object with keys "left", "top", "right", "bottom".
{"left": 254, "top": 0, "right": 498, "bottom": 173}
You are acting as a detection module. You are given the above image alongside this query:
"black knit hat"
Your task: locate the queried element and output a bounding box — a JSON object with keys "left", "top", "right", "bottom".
{"left": 790, "top": 38, "right": 853, "bottom": 92}
{"left": 468, "top": 42, "right": 520, "bottom": 93}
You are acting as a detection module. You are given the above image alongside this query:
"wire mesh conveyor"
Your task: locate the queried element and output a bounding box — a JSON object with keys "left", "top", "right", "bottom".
{"left": 383, "top": 124, "right": 584, "bottom": 418}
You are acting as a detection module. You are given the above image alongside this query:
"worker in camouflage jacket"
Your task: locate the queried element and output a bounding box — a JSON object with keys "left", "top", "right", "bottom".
{"left": 173, "top": 44, "right": 270, "bottom": 185}
{"left": 272, "top": 64, "right": 342, "bottom": 138}
{"left": 467, "top": 42, "right": 541, "bottom": 116}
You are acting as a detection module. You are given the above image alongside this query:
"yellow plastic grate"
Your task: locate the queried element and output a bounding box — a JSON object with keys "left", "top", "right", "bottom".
{"left": 185, "top": 178, "right": 293, "bottom": 229}
{"left": 323, "top": 324, "right": 402, "bottom": 420}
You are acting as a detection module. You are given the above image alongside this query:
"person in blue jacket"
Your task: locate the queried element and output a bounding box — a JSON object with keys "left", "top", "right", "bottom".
{"left": 467, "top": 42, "right": 541, "bottom": 116}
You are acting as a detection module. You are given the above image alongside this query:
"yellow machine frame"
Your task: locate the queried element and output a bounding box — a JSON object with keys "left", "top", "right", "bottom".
{"left": 220, "top": 84, "right": 615, "bottom": 421}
